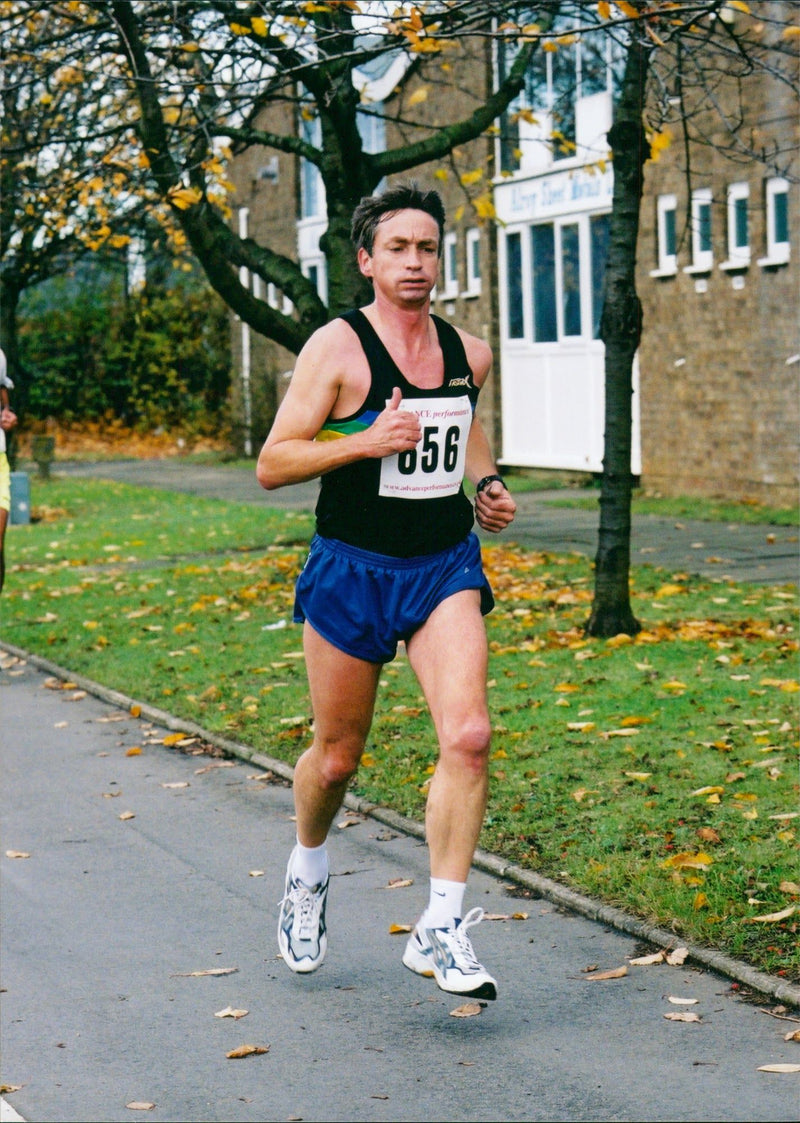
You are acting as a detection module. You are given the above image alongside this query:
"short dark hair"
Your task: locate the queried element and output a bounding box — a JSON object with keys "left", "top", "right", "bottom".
{"left": 351, "top": 182, "right": 446, "bottom": 257}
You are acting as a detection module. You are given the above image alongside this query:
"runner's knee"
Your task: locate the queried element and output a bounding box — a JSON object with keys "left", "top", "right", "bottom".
{"left": 439, "top": 715, "right": 491, "bottom": 775}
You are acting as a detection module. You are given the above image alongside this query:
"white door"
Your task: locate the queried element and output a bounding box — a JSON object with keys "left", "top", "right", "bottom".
{"left": 498, "top": 212, "right": 641, "bottom": 475}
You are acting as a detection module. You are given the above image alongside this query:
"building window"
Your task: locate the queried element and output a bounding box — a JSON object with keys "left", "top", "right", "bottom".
{"left": 651, "top": 194, "right": 677, "bottom": 277}
{"left": 442, "top": 231, "right": 458, "bottom": 299}
{"left": 300, "top": 111, "right": 323, "bottom": 220}
{"left": 560, "top": 222, "right": 583, "bottom": 336}
{"left": 683, "top": 188, "right": 713, "bottom": 274}
{"left": 589, "top": 212, "right": 610, "bottom": 339}
{"left": 505, "top": 231, "right": 524, "bottom": 339}
{"left": 721, "top": 181, "right": 750, "bottom": 270}
{"left": 302, "top": 259, "right": 326, "bottom": 303}
{"left": 464, "top": 228, "right": 481, "bottom": 296}
{"left": 758, "top": 176, "right": 790, "bottom": 266}
{"left": 531, "top": 223, "right": 557, "bottom": 342}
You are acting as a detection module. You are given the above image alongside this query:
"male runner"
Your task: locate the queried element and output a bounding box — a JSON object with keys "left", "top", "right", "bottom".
{"left": 256, "top": 182, "right": 516, "bottom": 1000}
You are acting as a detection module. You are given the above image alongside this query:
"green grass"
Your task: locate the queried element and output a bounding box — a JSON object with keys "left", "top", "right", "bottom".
{"left": 4, "top": 476, "right": 798, "bottom": 982}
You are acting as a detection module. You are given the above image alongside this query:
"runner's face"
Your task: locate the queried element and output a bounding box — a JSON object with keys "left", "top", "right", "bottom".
{"left": 358, "top": 209, "right": 440, "bottom": 307}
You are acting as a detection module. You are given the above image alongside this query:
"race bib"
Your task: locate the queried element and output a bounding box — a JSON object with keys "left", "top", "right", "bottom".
{"left": 379, "top": 395, "right": 472, "bottom": 499}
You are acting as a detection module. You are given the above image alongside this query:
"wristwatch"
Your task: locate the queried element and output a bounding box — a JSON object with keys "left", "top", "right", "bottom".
{"left": 476, "top": 474, "right": 507, "bottom": 494}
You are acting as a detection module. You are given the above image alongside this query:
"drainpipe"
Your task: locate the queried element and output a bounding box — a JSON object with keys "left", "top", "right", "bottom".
{"left": 238, "top": 207, "right": 253, "bottom": 457}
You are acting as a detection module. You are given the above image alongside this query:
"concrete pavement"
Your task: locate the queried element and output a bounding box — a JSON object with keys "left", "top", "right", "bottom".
{"left": 2, "top": 651, "right": 799, "bottom": 1123}
{"left": 53, "top": 458, "right": 799, "bottom": 586}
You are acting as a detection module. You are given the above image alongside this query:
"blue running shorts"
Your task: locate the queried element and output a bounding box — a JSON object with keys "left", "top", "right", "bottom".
{"left": 293, "top": 532, "right": 494, "bottom": 664}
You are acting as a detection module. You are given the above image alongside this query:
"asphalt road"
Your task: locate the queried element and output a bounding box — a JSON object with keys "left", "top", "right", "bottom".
{"left": 53, "top": 458, "right": 798, "bottom": 585}
{"left": 1, "top": 653, "right": 799, "bottom": 1123}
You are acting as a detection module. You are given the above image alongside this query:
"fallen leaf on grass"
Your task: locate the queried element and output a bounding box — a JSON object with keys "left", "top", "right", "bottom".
{"left": 664, "top": 1011, "right": 702, "bottom": 1023}
{"left": 745, "top": 905, "right": 796, "bottom": 923}
{"left": 5, "top": 850, "right": 31, "bottom": 859}
{"left": 450, "top": 1003, "right": 484, "bottom": 1018}
{"left": 171, "top": 967, "right": 238, "bottom": 977}
{"left": 585, "top": 965, "right": 628, "bottom": 981}
{"left": 215, "top": 1007, "right": 249, "bottom": 1019}
{"left": 757, "top": 1063, "right": 800, "bottom": 1073}
{"left": 226, "top": 1044, "right": 269, "bottom": 1059}
{"left": 662, "top": 852, "right": 713, "bottom": 871}
{"left": 385, "top": 878, "right": 413, "bottom": 889}
{"left": 126, "top": 1103, "right": 155, "bottom": 1111}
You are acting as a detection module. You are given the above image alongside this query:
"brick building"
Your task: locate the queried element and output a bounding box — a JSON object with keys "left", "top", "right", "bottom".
{"left": 228, "top": 20, "right": 797, "bottom": 505}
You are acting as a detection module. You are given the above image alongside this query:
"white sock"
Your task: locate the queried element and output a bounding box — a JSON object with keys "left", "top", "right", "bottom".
{"left": 292, "top": 838, "right": 329, "bottom": 886}
{"left": 422, "top": 878, "right": 466, "bottom": 930}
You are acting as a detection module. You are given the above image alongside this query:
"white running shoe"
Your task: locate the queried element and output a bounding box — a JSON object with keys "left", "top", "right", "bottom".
{"left": 277, "top": 848, "right": 329, "bottom": 973}
{"left": 402, "top": 907, "right": 497, "bottom": 1000}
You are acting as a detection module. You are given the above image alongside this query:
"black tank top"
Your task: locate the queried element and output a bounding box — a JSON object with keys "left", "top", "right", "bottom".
{"left": 313, "top": 309, "right": 479, "bottom": 557}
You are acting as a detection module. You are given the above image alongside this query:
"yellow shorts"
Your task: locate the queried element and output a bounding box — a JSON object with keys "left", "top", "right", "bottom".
{"left": 0, "top": 452, "right": 9, "bottom": 514}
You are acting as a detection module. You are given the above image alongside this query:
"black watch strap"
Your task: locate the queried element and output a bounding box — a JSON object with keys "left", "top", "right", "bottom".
{"left": 476, "top": 474, "right": 506, "bottom": 494}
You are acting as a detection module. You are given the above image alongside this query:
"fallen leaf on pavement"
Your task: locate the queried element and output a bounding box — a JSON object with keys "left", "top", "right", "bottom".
{"left": 5, "top": 850, "right": 31, "bottom": 859}
{"left": 784, "top": 1029, "right": 800, "bottom": 1042}
{"left": 629, "top": 951, "right": 665, "bottom": 966}
{"left": 118, "top": 811, "right": 136, "bottom": 821}
{"left": 249, "top": 870, "right": 265, "bottom": 878}
{"left": 215, "top": 1007, "right": 249, "bottom": 1019}
{"left": 161, "top": 781, "right": 189, "bottom": 789}
{"left": 389, "top": 923, "right": 412, "bottom": 934}
{"left": 668, "top": 996, "right": 699, "bottom": 1005}
{"left": 126, "top": 1103, "right": 155, "bottom": 1111}
{"left": 585, "top": 965, "right": 628, "bottom": 980}
{"left": 385, "top": 878, "right": 413, "bottom": 889}
{"left": 226, "top": 1044, "right": 269, "bottom": 1059}
{"left": 125, "top": 747, "right": 142, "bottom": 757}
{"left": 171, "top": 967, "right": 238, "bottom": 977}
{"left": 450, "top": 1003, "right": 484, "bottom": 1018}
{"left": 666, "top": 947, "right": 689, "bottom": 965}
{"left": 664, "top": 1011, "right": 702, "bottom": 1023}
{"left": 757, "top": 1063, "right": 800, "bottom": 1073}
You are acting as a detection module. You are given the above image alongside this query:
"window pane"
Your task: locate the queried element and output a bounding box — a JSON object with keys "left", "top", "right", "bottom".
{"left": 506, "top": 232, "right": 524, "bottom": 338}
{"left": 531, "top": 224, "right": 557, "bottom": 342}
{"left": 698, "top": 202, "right": 711, "bottom": 253}
{"left": 774, "top": 190, "right": 789, "bottom": 244}
{"left": 560, "top": 223, "right": 582, "bottom": 336}
{"left": 664, "top": 207, "right": 676, "bottom": 257}
{"left": 551, "top": 44, "right": 577, "bottom": 161}
{"left": 470, "top": 235, "right": 481, "bottom": 281}
{"left": 590, "top": 213, "right": 609, "bottom": 340}
{"left": 734, "top": 196, "right": 749, "bottom": 248}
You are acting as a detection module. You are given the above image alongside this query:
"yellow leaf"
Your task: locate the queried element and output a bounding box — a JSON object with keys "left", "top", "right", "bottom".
{"left": 782, "top": 26, "right": 800, "bottom": 40}
{"left": 228, "top": 22, "right": 252, "bottom": 35}
{"left": 167, "top": 185, "right": 202, "bottom": 210}
{"left": 460, "top": 169, "right": 484, "bottom": 187}
{"left": 615, "top": 0, "right": 642, "bottom": 17}
{"left": 555, "top": 682, "right": 580, "bottom": 693}
{"left": 251, "top": 16, "right": 267, "bottom": 36}
{"left": 360, "top": 752, "right": 376, "bottom": 767}
{"left": 727, "top": 1, "right": 751, "bottom": 12}
{"left": 407, "top": 87, "right": 428, "bottom": 107}
{"left": 125, "top": 746, "right": 142, "bottom": 757}
{"left": 662, "top": 680, "right": 687, "bottom": 691}
{"left": 691, "top": 786, "right": 724, "bottom": 797}
{"left": 598, "top": 1, "right": 612, "bottom": 18}
{"left": 655, "top": 583, "right": 684, "bottom": 597}
{"left": 163, "top": 732, "right": 189, "bottom": 745}
{"left": 625, "top": 772, "right": 652, "bottom": 781}
{"left": 662, "top": 851, "right": 713, "bottom": 871}
{"left": 389, "top": 923, "right": 412, "bottom": 934}
{"left": 693, "top": 892, "right": 709, "bottom": 911}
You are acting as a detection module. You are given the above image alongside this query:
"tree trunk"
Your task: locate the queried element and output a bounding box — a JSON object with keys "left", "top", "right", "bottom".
{"left": 586, "top": 34, "right": 652, "bottom": 639}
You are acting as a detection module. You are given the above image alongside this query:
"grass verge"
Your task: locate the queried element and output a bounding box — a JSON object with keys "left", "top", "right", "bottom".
{"left": 4, "top": 476, "right": 798, "bottom": 982}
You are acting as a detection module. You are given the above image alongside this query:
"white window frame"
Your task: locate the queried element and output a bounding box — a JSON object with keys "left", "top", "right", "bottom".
{"left": 758, "top": 176, "right": 790, "bottom": 267}
{"left": 462, "top": 228, "right": 482, "bottom": 297}
{"left": 683, "top": 187, "right": 713, "bottom": 274}
{"left": 440, "top": 231, "right": 459, "bottom": 300}
{"left": 720, "top": 181, "right": 750, "bottom": 270}
{"left": 650, "top": 193, "right": 677, "bottom": 277}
